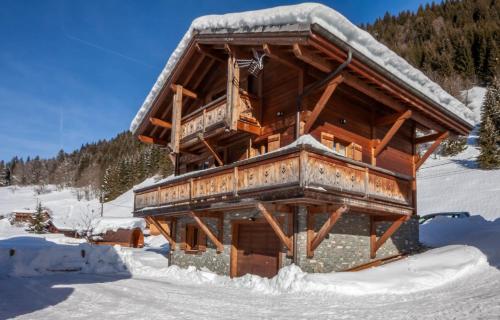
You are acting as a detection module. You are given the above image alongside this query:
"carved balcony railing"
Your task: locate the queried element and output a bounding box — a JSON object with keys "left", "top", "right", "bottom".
{"left": 178, "top": 92, "right": 260, "bottom": 147}
{"left": 180, "top": 96, "right": 228, "bottom": 143}
{"left": 134, "top": 144, "right": 413, "bottom": 214}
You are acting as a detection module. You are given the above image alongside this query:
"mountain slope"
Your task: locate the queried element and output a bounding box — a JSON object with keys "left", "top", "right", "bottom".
{"left": 418, "top": 87, "right": 499, "bottom": 221}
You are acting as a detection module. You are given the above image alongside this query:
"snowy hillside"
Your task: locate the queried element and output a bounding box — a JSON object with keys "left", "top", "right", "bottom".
{"left": 0, "top": 177, "right": 158, "bottom": 230}
{"left": 418, "top": 87, "right": 500, "bottom": 221}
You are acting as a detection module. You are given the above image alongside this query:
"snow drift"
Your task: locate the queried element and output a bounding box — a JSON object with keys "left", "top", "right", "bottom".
{"left": 0, "top": 237, "right": 130, "bottom": 277}
{"left": 421, "top": 216, "right": 500, "bottom": 267}
{"left": 146, "top": 245, "right": 488, "bottom": 295}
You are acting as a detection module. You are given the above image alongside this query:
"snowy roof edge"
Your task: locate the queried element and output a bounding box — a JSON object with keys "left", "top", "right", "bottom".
{"left": 129, "top": 3, "right": 474, "bottom": 134}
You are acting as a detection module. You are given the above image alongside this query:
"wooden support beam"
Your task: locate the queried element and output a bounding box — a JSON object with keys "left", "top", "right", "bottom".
{"left": 370, "top": 215, "right": 408, "bottom": 259}
{"left": 237, "top": 120, "right": 261, "bottom": 136}
{"left": 307, "top": 205, "right": 348, "bottom": 258}
{"left": 415, "top": 131, "right": 449, "bottom": 170}
{"left": 375, "top": 112, "right": 409, "bottom": 127}
{"left": 342, "top": 73, "right": 444, "bottom": 133}
{"left": 303, "top": 74, "right": 344, "bottom": 134}
{"left": 145, "top": 216, "right": 176, "bottom": 250}
{"left": 292, "top": 43, "right": 333, "bottom": 73}
{"left": 170, "top": 85, "right": 183, "bottom": 154}
{"left": 170, "top": 84, "right": 197, "bottom": 99}
{"left": 149, "top": 117, "right": 172, "bottom": 129}
{"left": 226, "top": 52, "right": 240, "bottom": 131}
{"left": 255, "top": 203, "right": 293, "bottom": 251}
{"left": 263, "top": 44, "right": 302, "bottom": 71}
{"left": 138, "top": 135, "right": 168, "bottom": 146}
{"left": 196, "top": 44, "right": 226, "bottom": 63}
{"left": 198, "top": 134, "right": 224, "bottom": 166}
{"left": 415, "top": 132, "right": 445, "bottom": 144}
{"left": 189, "top": 211, "right": 224, "bottom": 253}
{"left": 374, "top": 110, "right": 412, "bottom": 157}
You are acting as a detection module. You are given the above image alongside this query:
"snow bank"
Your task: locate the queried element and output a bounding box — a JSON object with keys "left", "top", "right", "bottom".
{"left": 144, "top": 234, "right": 169, "bottom": 248}
{"left": 421, "top": 216, "right": 500, "bottom": 267}
{"left": 0, "top": 237, "right": 130, "bottom": 277}
{"left": 141, "top": 245, "right": 488, "bottom": 295}
{"left": 91, "top": 217, "right": 145, "bottom": 235}
{"left": 130, "top": 2, "right": 473, "bottom": 133}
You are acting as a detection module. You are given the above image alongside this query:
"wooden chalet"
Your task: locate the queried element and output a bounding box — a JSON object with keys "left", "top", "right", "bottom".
{"left": 130, "top": 4, "right": 472, "bottom": 277}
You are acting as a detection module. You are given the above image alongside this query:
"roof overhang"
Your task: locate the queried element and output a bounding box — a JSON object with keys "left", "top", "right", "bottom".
{"left": 132, "top": 19, "right": 473, "bottom": 138}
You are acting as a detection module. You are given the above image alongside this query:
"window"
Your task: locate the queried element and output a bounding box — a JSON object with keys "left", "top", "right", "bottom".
{"left": 267, "top": 134, "right": 281, "bottom": 152}
{"left": 184, "top": 224, "right": 206, "bottom": 252}
{"left": 321, "top": 132, "right": 363, "bottom": 162}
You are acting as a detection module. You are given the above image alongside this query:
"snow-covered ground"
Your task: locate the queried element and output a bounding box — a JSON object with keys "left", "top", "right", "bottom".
{"left": 418, "top": 87, "right": 499, "bottom": 221}
{"left": 1, "top": 87, "right": 499, "bottom": 318}
{"left": 0, "top": 235, "right": 498, "bottom": 319}
{"left": 0, "top": 177, "right": 159, "bottom": 232}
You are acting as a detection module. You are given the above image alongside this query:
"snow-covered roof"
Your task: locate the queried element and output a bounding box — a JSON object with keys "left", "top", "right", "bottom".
{"left": 130, "top": 3, "right": 473, "bottom": 134}
{"left": 92, "top": 217, "right": 146, "bottom": 235}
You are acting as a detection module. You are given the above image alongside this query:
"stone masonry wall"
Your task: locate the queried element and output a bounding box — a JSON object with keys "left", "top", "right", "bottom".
{"left": 295, "top": 206, "right": 419, "bottom": 272}
{"left": 169, "top": 205, "right": 419, "bottom": 275}
{"left": 170, "top": 208, "right": 293, "bottom": 275}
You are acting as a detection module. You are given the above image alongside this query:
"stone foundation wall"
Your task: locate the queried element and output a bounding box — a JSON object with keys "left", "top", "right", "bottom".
{"left": 295, "top": 206, "right": 419, "bottom": 272}
{"left": 168, "top": 205, "right": 419, "bottom": 275}
{"left": 170, "top": 208, "right": 293, "bottom": 275}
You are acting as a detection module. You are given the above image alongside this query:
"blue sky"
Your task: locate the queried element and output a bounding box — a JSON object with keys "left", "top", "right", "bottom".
{"left": 0, "top": 0, "right": 432, "bottom": 161}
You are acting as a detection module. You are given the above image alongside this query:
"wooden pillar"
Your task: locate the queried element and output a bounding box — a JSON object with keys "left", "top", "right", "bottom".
{"left": 170, "top": 85, "right": 183, "bottom": 158}
{"left": 226, "top": 53, "right": 240, "bottom": 131}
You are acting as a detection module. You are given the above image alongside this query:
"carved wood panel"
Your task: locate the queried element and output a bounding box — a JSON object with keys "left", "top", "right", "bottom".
{"left": 238, "top": 157, "right": 299, "bottom": 191}
{"left": 306, "top": 156, "right": 365, "bottom": 194}
{"left": 180, "top": 102, "right": 227, "bottom": 140}
{"left": 158, "top": 182, "right": 190, "bottom": 205}
{"left": 135, "top": 190, "right": 158, "bottom": 209}
{"left": 368, "top": 173, "right": 411, "bottom": 204}
{"left": 239, "top": 94, "right": 259, "bottom": 120}
{"left": 192, "top": 172, "right": 234, "bottom": 199}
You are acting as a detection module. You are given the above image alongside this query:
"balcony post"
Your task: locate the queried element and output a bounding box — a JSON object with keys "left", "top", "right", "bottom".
{"left": 189, "top": 178, "right": 194, "bottom": 201}
{"left": 364, "top": 168, "right": 369, "bottom": 198}
{"left": 233, "top": 166, "right": 239, "bottom": 197}
{"left": 299, "top": 149, "right": 309, "bottom": 188}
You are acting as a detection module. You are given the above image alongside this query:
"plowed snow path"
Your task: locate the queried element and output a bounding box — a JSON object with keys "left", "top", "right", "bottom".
{"left": 1, "top": 268, "right": 499, "bottom": 320}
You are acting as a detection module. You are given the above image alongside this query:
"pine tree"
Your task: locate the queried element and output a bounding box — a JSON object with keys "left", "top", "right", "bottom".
{"left": 440, "top": 135, "right": 468, "bottom": 156}
{"left": 478, "top": 80, "right": 500, "bottom": 169}
{"left": 28, "top": 201, "right": 48, "bottom": 234}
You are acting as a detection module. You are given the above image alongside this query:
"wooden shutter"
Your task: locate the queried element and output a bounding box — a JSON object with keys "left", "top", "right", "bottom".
{"left": 320, "top": 132, "right": 334, "bottom": 149}
{"left": 348, "top": 143, "right": 363, "bottom": 161}
{"left": 267, "top": 134, "right": 281, "bottom": 152}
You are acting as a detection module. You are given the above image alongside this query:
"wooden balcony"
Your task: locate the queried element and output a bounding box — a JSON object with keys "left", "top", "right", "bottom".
{"left": 134, "top": 144, "right": 414, "bottom": 216}
{"left": 180, "top": 96, "right": 227, "bottom": 143}
{"left": 175, "top": 92, "right": 260, "bottom": 150}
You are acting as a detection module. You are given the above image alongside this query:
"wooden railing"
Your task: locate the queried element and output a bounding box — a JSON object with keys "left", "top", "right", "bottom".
{"left": 134, "top": 145, "right": 413, "bottom": 211}
{"left": 180, "top": 96, "right": 227, "bottom": 141}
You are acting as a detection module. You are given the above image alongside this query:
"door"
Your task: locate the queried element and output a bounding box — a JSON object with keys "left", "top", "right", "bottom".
{"left": 235, "top": 222, "right": 281, "bottom": 278}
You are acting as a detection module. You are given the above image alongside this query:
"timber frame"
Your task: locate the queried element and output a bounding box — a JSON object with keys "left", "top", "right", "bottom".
{"left": 370, "top": 215, "right": 410, "bottom": 258}
{"left": 131, "top": 17, "right": 472, "bottom": 276}
{"left": 307, "top": 204, "right": 349, "bottom": 258}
